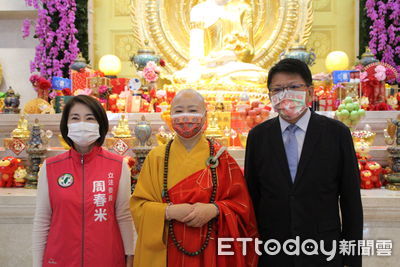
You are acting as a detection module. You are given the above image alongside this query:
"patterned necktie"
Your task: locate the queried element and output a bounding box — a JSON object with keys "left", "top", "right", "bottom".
{"left": 284, "top": 124, "right": 299, "bottom": 182}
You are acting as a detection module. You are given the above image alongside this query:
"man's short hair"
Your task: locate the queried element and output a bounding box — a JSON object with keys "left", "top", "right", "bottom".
{"left": 267, "top": 58, "right": 313, "bottom": 87}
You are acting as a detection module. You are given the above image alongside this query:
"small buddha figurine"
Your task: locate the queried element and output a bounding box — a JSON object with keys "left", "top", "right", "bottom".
{"left": 206, "top": 112, "right": 223, "bottom": 138}
{"left": 11, "top": 114, "right": 31, "bottom": 139}
{"left": 112, "top": 115, "right": 132, "bottom": 138}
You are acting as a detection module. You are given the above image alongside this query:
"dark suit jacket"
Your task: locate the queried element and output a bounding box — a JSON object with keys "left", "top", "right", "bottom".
{"left": 245, "top": 111, "right": 363, "bottom": 267}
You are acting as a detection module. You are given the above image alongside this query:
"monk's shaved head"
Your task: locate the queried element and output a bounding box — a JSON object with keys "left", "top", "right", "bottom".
{"left": 171, "top": 89, "right": 206, "bottom": 114}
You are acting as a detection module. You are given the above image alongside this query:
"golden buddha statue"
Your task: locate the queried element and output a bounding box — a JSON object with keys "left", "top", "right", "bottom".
{"left": 171, "top": 0, "right": 268, "bottom": 93}
{"left": 112, "top": 115, "right": 132, "bottom": 138}
{"left": 206, "top": 112, "right": 223, "bottom": 139}
{"left": 11, "top": 114, "right": 30, "bottom": 139}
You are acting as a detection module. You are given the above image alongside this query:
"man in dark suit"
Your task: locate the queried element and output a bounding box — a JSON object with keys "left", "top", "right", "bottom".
{"left": 245, "top": 59, "right": 363, "bottom": 267}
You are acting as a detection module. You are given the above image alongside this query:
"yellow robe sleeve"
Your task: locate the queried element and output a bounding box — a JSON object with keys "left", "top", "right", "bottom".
{"left": 130, "top": 148, "right": 167, "bottom": 267}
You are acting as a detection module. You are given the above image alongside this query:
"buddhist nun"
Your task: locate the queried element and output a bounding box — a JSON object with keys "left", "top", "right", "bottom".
{"left": 131, "top": 89, "right": 258, "bottom": 267}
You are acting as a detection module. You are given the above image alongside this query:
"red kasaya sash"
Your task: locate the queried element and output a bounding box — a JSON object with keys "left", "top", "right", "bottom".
{"left": 165, "top": 150, "right": 259, "bottom": 267}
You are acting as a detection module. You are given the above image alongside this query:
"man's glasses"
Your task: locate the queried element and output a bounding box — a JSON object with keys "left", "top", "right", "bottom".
{"left": 269, "top": 84, "right": 307, "bottom": 95}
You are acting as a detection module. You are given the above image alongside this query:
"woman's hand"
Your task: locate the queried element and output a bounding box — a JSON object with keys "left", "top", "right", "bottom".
{"left": 182, "top": 203, "right": 218, "bottom": 228}
{"left": 126, "top": 255, "right": 133, "bottom": 267}
{"left": 167, "top": 204, "right": 194, "bottom": 222}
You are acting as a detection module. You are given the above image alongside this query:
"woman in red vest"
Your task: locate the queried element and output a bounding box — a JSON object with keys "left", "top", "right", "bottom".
{"left": 32, "top": 95, "right": 136, "bottom": 267}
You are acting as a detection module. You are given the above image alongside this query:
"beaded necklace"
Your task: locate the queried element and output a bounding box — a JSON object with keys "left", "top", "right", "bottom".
{"left": 163, "top": 138, "right": 218, "bottom": 256}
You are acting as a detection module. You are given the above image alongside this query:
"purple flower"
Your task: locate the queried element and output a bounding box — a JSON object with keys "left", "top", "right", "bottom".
{"left": 366, "top": 0, "right": 400, "bottom": 82}
{"left": 21, "top": 19, "right": 31, "bottom": 38}
{"left": 24, "top": 0, "right": 80, "bottom": 78}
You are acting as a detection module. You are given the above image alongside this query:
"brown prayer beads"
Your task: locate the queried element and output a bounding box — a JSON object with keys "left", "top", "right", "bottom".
{"left": 162, "top": 138, "right": 218, "bottom": 256}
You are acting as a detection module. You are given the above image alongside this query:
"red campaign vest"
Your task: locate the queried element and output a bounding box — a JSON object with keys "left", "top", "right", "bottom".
{"left": 43, "top": 146, "right": 125, "bottom": 267}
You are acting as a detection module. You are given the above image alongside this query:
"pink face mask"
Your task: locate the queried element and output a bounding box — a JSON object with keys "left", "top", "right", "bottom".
{"left": 171, "top": 113, "right": 205, "bottom": 139}
{"left": 271, "top": 90, "right": 307, "bottom": 121}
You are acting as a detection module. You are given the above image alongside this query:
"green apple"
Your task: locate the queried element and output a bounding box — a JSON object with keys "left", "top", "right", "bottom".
{"left": 338, "top": 104, "right": 346, "bottom": 111}
{"left": 345, "top": 103, "right": 354, "bottom": 112}
{"left": 344, "top": 96, "right": 353, "bottom": 104}
{"left": 340, "top": 109, "right": 350, "bottom": 119}
{"left": 352, "top": 102, "right": 360, "bottom": 111}
{"left": 358, "top": 108, "right": 366, "bottom": 117}
{"left": 335, "top": 110, "right": 342, "bottom": 119}
{"left": 350, "top": 110, "right": 359, "bottom": 120}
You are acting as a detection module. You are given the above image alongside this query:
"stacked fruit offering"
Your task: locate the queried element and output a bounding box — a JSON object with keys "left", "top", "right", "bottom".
{"left": 239, "top": 101, "right": 271, "bottom": 128}
{"left": 335, "top": 97, "right": 366, "bottom": 128}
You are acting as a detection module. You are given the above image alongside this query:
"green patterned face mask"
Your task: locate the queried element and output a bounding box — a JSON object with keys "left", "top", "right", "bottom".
{"left": 271, "top": 89, "right": 307, "bottom": 121}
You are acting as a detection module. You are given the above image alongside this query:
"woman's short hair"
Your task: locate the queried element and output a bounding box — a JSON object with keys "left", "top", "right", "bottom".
{"left": 60, "top": 95, "right": 109, "bottom": 147}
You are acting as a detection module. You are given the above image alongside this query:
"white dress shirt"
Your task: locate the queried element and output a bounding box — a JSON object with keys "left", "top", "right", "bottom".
{"left": 279, "top": 108, "right": 311, "bottom": 160}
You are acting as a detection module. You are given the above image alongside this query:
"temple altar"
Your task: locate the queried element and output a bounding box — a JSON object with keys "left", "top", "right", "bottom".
{"left": 0, "top": 111, "right": 398, "bottom": 266}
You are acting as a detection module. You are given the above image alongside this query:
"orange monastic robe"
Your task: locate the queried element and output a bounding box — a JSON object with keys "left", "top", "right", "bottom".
{"left": 130, "top": 136, "right": 258, "bottom": 267}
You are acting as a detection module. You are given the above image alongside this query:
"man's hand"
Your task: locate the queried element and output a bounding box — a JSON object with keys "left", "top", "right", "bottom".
{"left": 167, "top": 204, "right": 194, "bottom": 222}
{"left": 182, "top": 203, "right": 218, "bottom": 228}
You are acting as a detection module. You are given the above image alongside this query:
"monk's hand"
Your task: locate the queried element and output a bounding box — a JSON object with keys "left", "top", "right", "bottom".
{"left": 182, "top": 203, "right": 218, "bottom": 228}
{"left": 126, "top": 255, "right": 133, "bottom": 267}
{"left": 167, "top": 204, "right": 194, "bottom": 222}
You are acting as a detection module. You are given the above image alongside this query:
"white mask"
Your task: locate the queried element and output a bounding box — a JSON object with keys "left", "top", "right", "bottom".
{"left": 68, "top": 122, "right": 100, "bottom": 147}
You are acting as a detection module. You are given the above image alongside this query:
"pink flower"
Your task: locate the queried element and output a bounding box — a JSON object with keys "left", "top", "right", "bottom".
{"left": 360, "top": 71, "right": 369, "bottom": 82}
{"left": 143, "top": 67, "right": 158, "bottom": 82}
{"left": 146, "top": 61, "right": 160, "bottom": 73}
{"left": 375, "top": 65, "right": 386, "bottom": 73}
{"left": 29, "top": 74, "right": 40, "bottom": 85}
{"left": 98, "top": 85, "right": 108, "bottom": 94}
{"left": 374, "top": 65, "right": 387, "bottom": 81}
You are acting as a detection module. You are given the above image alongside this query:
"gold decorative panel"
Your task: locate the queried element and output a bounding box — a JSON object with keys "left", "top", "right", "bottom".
{"left": 308, "top": 28, "right": 333, "bottom": 59}
{"left": 113, "top": 32, "right": 136, "bottom": 62}
{"left": 314, "top": 0, "right": 332, "bottom": 12}
{"left": 114, "top": 0, "right": 131, "bottom": 17}
{"left": 309, "top": 0, "right": 356, "bottom": 73}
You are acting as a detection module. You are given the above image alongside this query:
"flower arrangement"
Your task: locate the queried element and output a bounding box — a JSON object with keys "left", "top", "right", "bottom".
{"left": 142, "top": 61, "right": 160, "bottom": 83}
{"left": 360, "top": 62, "right": 398, "bottom": 107}
{"left": 23, "top": 0, "right": 80, "bottom": 78}
{"left": 29, "top": 74, "right": 74, "bottom": 100}
{"left": 29, "top": 74, "right": 51, "bottom": 91}
{"left": 365, "top": 0, "right": 400, "bottom": 82}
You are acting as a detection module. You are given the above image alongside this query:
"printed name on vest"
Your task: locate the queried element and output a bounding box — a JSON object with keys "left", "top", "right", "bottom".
{"left": 91, "top": 171, "right": 115, "bottom": 223}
